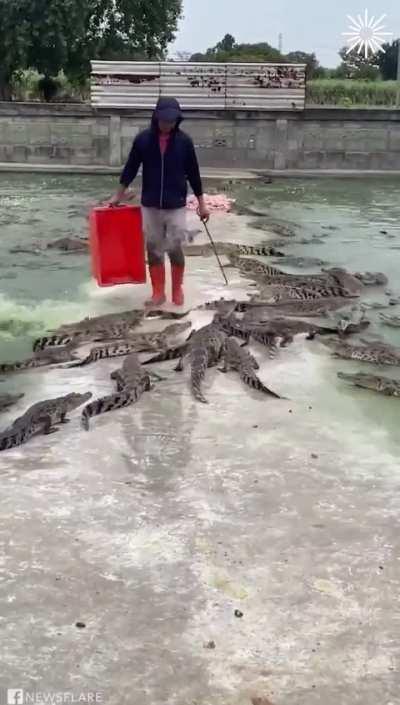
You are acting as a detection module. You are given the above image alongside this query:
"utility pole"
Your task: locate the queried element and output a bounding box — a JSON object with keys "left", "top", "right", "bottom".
{"left": 397, "top": 39, "right": 400, "bottom": 108}
{"left": 278, "top": 33, "right": 283, "bottom": 53}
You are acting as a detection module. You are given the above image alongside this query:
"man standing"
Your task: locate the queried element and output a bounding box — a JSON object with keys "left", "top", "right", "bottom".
{"left": 110, "top": 97, "right": 209, "bottom": 306}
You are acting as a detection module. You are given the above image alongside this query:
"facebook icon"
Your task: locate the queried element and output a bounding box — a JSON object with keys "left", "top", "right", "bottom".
{"left": 7, "top": 690, "right": 24, "bottom": 705}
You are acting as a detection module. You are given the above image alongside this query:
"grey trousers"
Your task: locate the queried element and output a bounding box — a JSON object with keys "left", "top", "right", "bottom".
{"left": 142, "top": 206, "right": 187, "bottom": 267}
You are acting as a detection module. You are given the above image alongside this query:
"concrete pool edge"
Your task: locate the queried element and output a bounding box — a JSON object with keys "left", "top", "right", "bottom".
{"left": 1, "top": 162, "right": 400, "bottom": 179}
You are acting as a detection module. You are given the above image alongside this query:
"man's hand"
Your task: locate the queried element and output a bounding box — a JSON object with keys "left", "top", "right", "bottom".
{"left": 109, "top": 187, "right": 135, "bottom": 207}
{"left": 197, "top": 196, "right": 210, "bottom": 222}
{"left": 109, "top": 193, "right": 122, "bottom": 207}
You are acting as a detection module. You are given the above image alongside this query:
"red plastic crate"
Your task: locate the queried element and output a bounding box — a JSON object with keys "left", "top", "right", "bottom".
{"left": 89, "top": 205, "right": 147, "bottom": 287}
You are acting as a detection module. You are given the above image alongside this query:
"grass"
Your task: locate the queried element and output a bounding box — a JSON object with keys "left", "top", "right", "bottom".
{"left": 7, "top": 72, "right": 400, "bottom": 108}
{"left": 307, "top": 79, "right": 399, "bottom": 107}
{"left": 11, "top": 70, "right": 89, "bottom": 102}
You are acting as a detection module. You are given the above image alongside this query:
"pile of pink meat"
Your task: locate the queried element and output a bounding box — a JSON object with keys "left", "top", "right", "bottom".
{"left": 186, "top": 193, "right": 235, "bottom": 213}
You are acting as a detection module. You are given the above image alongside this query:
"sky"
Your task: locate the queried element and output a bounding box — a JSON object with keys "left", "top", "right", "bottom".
{"left": 171, "top": 0, "right": 400, "bottom": 67}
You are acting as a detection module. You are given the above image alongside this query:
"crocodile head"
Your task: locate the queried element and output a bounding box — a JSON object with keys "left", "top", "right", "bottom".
{"left": 35, "top": 346, "right": 81, "bottom": 363}
{"left": 227, "top": 252, "right": 240, "bottom": 266}
{"left": 0, "top": 392, "right": 24, "bottom": 410}
{"left": 355, "top": 271, "right": 388, "bottom": 286}
{"left": 324, "top": 268, "right": 363, "bottom": 296}
{"left": 215, "top": 299, "right": 238, "bottom": 317}
{"left": 164, "top": 320, "right": 192, "bottom": 337}
{"left": 64, "top": 392, "right": 92, "bottom": 410}
{"left": 337, "top": 371, "right": 381, "bottom": 388}
{"left": 323, "top": 339, "right": 354, "bottom": 355}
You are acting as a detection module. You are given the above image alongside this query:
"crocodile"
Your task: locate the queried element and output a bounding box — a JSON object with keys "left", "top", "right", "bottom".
{"left": 272, "top": 255, "right": 326, "bottom": 268}
{"left": 228, "top": 254, "right": 363, "bottom": 295}
{"left": 225, "top": 253, "right": 287, "bottom": 278}
{"left": 213, "top": 312, "right": 252, "bottom": 343}
{"left": 81, "top": 354, "right": 151, "bottom": 430}
{"left": 214, "top": 309, "right": 294, "bottom": 349}
{"left": 0, "top": 347, "right": 79, "bottom": 374}
{"left": 213, "top": 313, "right": 283, "bottom": 357}
{"left": 197, "top": 298, "right": 253, "bottom": 313}
{"left": 197, "top": 296, "right": 347, "bottom": 317}
{"left": 219, "top": 337, "right": 282, "bottom": 398}
{"left": 247, "top": 296, "right": 354, "bottom": 316}
{"left": 63, "top": 321, "right": 192, "bottom": 368}
{"left": 55, "top": 309, "right": 144, "bottom": 334}
{"left": 337, "top": 370, "right": 400, "bottom": 396}
{"left": 183, "top": 242, "right": 285, "bottom": 258}
{"left": 258, "top": 282, "right": 354, "bottom": 303}
{"left": 142, "top": 341, "right": 190, "bottom": 366}
{"left": 46, "top": 237, "right": 89, "bottom": 252}
{"left": 379, "top": 313, "right": 400, "bottom": 328}
{"left": 235, "top": 212, "right": 296, "bottom": 237}
{"left": 242, "top": 315, "right": 337, "bottom": 343}
{"left": 35, "top": 308, "right": 189, "bottom": 351}
{"left": 173, "top": 320, "right": 227, "bottom": 404}
{"left": 0, "top": 392, "right": 92, "bottom": 451}
{"left": 325, "top": 339, "right": 400, "bottom": 366}
{"left": 196, "top": 297, "right": 242, "bottom": 311}
{"left": 33, "top": 322, "right": 144, "bottom": 352}
{"left": 268, "top": 273, "right": 361, "bottom": 299}
{"left": 0, "top": 393, "right": 24, "bottom": 412}
{"left": 244, "top": 310, "right": 370, "bottom": 340}
{"left": 354, "top": 271, "right": 389, "bottom": 286}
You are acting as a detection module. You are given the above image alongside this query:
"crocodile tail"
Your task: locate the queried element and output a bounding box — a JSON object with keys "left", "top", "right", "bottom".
{"left": 0, "top": 422, "right": 34, "bottom": 450}
{"left": 80, "top": 346, "right": 119, "bottom": 366}
{"left": 33, "top": 334, "right": 73, "bottom": 352}
{"left": 81, "top": 390, "right": 133, "bottom": 431}
{"left": 234, "top": 302, "right": 250, "bottom": 313}
{"left": 251, "top": 332, "right": 278, "bottom": 358}
{"left": 0, "top": 358, "right": 37, "bottom": 373}
{"left": 142, "top": 343, "right": 187, "bottom": 366}
{"left": 0, "top": 431, "right": 19, "bottom": 451}
{"left": 240, "top": 369, "right": 282, "bottom": 399}
{"left": 238, "top": 245, "right": 275, "bottom": 257}
{"left": 250, "top": 246, "right": 269, "bottom": 256}
{"left": 0, "top": 362, "right": 18, "bottom": 373}
{"left": 190, "top": 349, "right": 208, "bottom": 403}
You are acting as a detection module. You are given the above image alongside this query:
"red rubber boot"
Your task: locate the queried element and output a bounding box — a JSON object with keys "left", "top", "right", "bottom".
{"left": 146, "top": 264, "right": 166, "bottom": 306}
{"left": 171, "top": 264, "right": 185, "bottom": 306}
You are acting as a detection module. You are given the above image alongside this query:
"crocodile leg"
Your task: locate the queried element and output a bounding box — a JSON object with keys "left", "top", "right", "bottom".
{"left": 174, "top": 356, "right": 185, "bottom": 372}
{"left": 40, "top": 415, "right": 60, "bottom": 435}
{"left": 280, "top": 334, "right": 294, "bottom": 347}
{"left": 149, "top": 371, "right": 167, "bottom": 382}
{"left": 218, "top": 355, "right": 229, "bottom": 373}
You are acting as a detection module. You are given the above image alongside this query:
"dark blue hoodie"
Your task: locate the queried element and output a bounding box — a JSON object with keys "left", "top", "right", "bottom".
{"left": 120, "top": 97, "right": 203, "bottom": 210}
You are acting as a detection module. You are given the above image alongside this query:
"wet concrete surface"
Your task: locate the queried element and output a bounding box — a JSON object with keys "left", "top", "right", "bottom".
{"left": 1, "top": 344, "right": 399, "bottom": 705}
{"left": 1, "top": 211, "right": 400, "bottom": 705}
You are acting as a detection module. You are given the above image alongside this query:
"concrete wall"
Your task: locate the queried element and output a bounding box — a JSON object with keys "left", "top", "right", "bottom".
{"left": 0, "top": 102, "right": 400, "bottom": 171}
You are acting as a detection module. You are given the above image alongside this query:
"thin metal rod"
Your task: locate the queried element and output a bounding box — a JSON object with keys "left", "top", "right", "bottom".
{"left": 397, "top": 39, "right": 400, "bottom": 109}
{"left": 201, "top": 220, "right": 229, "bottom": 285}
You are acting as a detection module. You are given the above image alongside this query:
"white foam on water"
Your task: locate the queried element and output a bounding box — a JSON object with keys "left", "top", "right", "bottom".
{"left": 0, "top": 292, "right": 90, "bottom": 341}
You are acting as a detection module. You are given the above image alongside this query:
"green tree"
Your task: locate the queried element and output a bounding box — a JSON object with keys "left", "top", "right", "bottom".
{"left": 377, "top": 40, "right": 400, "bottom": 80}
{"left": 0, "top": 0, "right": 183, "bottom": 100}
{"left": 0, "top": 0, "right": 30, "bottom": 100}
{"left": 189, "top": 52, "right": 205, "bottom": 62}
{"left": 63, "top": 0, "right": 182, "bottom": 85}
{"left": 190, "top": 37, "right": 285, "bottom": 63}
{"left": 338, "top": 45, "right": 380, "bottom": 79}
{"left": 286, "top": 51, "right": 319, "bottom": 79}
{"left": 98, "top": 0, "right": 182, "bottom": 60}
{"left": 215, "top": 33, "right": 236, "bottom": 53}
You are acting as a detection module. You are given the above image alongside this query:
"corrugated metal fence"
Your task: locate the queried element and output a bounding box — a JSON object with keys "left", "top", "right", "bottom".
{"left": 91, "top": 61, "right": 306, "bottom": 111}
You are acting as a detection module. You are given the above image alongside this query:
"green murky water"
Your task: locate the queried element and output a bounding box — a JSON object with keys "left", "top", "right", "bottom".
{"left": 0, "top": 173, "right": 400, "bottom": 450}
